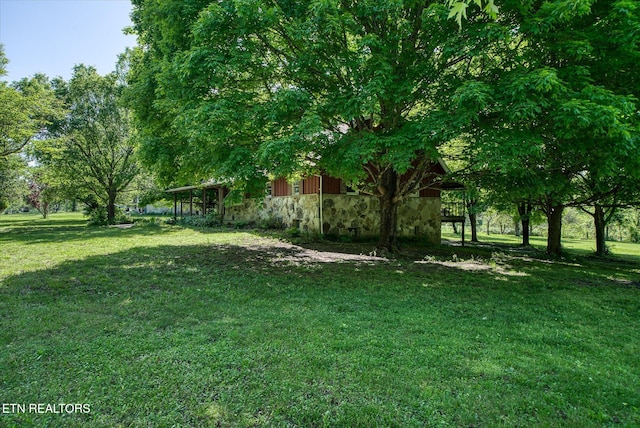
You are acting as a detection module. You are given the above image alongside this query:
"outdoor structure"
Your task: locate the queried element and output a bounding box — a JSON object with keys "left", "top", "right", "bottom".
{"left": 165, "top": 182, "right": 226, "bottom": 218}
{"left": 166, "top": 160, "right": 465, "bottom": 244}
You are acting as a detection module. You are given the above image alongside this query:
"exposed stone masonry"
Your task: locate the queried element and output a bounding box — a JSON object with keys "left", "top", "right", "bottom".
{"left": 226, "top": 193, "right": 441, "bottom": 244}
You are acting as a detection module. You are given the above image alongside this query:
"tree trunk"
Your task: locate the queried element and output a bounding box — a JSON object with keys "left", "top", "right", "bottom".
{"left": 377, "top": 169, "right": 399, "bottom": 252}
{"left": 107, "top": 190, "right": 117, "bottom": 225}
{"left": 521, "top": 217, "right": 530, "bottom": 246}
{"left": 466, "top": 198, "right": 479, "bottom": 242}
{"left": 469, "top": 213, "right": 479, "bottom": 242}
{"left": 41, "top": 202, "right": 49, "bottom": 219}
{"left": 593, "top": 204, "right": 608, "bottom": 256}
{"left": 517, "top": 202, "right": 532, "bottom": 246}
{"left": 545, "top": 204, "right": 564, "bottom": 256}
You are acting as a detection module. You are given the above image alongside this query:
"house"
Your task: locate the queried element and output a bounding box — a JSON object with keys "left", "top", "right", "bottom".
{"left": 166, "top": 159, "right": 464, "bottom": 244}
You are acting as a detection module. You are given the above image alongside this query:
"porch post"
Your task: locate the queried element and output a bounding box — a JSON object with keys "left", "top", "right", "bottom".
{"left": 202, "top": 188, "right": 207, "bottom": 216}
{"left": 217, "top": 187, "right": 225, "bottom": 220}
{"left": 189, "top": 190, "right": 193, "bottom": 216}
{"left": 461, "top": 189, "right": 466, "bottom": 247}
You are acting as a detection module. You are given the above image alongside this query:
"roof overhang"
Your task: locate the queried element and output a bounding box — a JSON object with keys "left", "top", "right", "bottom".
{"left": 165, "top": 181, "right": 225, "bottom": 193}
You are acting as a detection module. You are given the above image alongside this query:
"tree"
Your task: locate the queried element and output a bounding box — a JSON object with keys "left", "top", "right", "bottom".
{"left": 0, "top": 154, "right": 27, "bottom": 211}
{"left": 454, "top": 0, "right": 639, "bottom": 255}
{"left": 0, "top": 47, "right": 60, "bottom": 158}
{"left": 577, "top": 171, "right": 640, "bottom": 256}
{"left": 52, "top": 65, "right": 138, "bottom": 224}
{"left": 128, "top": 0, "right": 506, "bottom": 251}
{"left": 575, "top": 1, "right": 640, "bottom": 256}
{"left": 445, "top": 0, "right": 499, "bottom": 28}
{"left": 26, "top": 169, "right": 60, "bottom": 219}
{"left": 0, "top": 44, "right": 8, "bottom": 76}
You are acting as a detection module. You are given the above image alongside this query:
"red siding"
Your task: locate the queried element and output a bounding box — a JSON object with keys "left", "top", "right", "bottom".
{"left": 322, "top": 175, "right": 342, "bottom": 194}
{"left": 272, "top": 178, "right": 290, "bottom": 196}
{"left": 303, "top": 176, "right": 320, "bottom": 194}
{"left": 420, "top": 188, "right": 441, "bottom": 197}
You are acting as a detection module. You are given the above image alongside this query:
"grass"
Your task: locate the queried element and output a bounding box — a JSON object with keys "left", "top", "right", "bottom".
{"left": 443, "top": 230, "right": 640, "bottom": 260}
{"left": 1, "top": 212, "right": 639, "bottom": 427}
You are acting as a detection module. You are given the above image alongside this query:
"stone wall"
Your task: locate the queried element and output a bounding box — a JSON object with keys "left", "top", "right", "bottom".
{"left": 225, "top": 194, "right": 441, "bottom": 243}
{"left": 397, "top": 196, "right": 441, "bottom": 243}
{"left": 321, "top": 195, "right": 441, "bottom": 244}
{"left": 226, "top": 195, "right": 321, "bottom": 234}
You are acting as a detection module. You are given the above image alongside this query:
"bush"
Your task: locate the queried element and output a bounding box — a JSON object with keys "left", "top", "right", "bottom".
{"left": 84, "top": 205, "right": 107, "bottom": 225}
{"left": 84, "top": 205, "right": 132, "bottom": 226}
{"left": 133, "top": 216, "right": 163, "bottom": 227}
{"left": 258, "top": 215, "right": 285, "bottom": 230}
{"left": 203, "top": 212, "right": 221, "bottom": 227}
{"left": 177, "top": 213, "right": 221, "bottom": 228}
{"left": 285, "top": 227, "right": 301, "bottom": 238}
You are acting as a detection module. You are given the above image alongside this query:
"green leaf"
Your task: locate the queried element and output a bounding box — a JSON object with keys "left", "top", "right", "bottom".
{"left": 447, "top": 2, "right": 468, "bottom": 29}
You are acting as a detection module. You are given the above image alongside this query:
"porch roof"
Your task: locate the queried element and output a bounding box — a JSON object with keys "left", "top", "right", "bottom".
{"left": 165, "top": 181, "right": 225, "bottom": 193}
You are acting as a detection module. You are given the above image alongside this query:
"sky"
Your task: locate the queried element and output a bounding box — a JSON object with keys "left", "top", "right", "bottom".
{"left": 0, "top": 0, "right": 136, "bottom": 83}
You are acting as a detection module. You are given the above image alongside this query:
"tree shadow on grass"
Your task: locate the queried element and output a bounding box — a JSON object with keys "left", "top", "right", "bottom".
{"left": 0, "top": 222, "right": 171, "bottom": 245}
{"left": 1, "top": 237, "right": 640, "bottom": 427}
{"left": 3, "top": 232, "right": 638, "bottom": 296}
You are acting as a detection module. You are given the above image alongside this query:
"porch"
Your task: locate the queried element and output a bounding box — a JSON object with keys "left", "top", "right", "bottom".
{"left": 165, "top": 182, "right": 226, "bottom": 219}
{"left": 440, "top": 183, "right": 466, "bottom": 245}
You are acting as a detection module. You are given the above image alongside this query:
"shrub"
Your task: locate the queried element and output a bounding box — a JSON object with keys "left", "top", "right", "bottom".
{"left": 133, "top": 216, "right": 162, "bottom": 226}
{"left": 203, "top": 212, "right": 221, "bottom": 227}
{"left": 84, "top": 205, "right": 108, "bottom": 226}
{"left": 84, "top": 204, "right": 132, "bottom": 226}
{"left": 285, "top": 227, "right": 301, "bottom": 238}
{"left": 177, "top": 213, "right": 221, "bottom": 228}
{"left": 259, "top": 215, "right": 285, "bottom": 230}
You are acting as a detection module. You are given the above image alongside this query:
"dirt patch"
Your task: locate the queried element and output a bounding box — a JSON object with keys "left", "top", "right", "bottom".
{"left": 110, "top": 223, "right": 135, "bottom": 229}
{"left": 240, "top": 238, "right": 387, "bottom": 265}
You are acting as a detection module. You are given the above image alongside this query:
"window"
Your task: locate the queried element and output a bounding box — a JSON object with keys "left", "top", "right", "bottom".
{"left": 293, "top": 181, "right": 300, "bottom": 195}
{"left": 346, "top": 185, "right": 359, "bottom": 195}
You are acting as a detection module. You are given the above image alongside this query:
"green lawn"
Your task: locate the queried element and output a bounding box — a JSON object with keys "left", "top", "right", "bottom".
{"left": 443, "top": 230, "right": 640, "bottom": 260}
{"left": 1, "top": 213, "right": 639, "bottom": 427}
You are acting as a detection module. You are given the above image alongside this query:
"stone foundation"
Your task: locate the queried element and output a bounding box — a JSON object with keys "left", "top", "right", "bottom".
{"left": 225, "top": 194, "right": 441, "bottom": 243}
{"left": 226, "top": 195, "right": 321, "bottom": 233}
{"left": 322, "top": 195, "right": 441, "bottom": 243}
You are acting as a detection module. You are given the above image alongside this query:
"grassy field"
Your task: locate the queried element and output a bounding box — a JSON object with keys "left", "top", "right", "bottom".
{"left": 442, "top": 230, "right": 640, "bottom": 260}
{"left": 1, "top": 212, "right": 639, "bottom": 427}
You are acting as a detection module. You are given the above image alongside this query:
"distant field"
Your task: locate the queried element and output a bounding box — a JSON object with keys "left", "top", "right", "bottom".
{"left": 1, "top": 212, "right": 639, "bottom": 427}
{"left": 442, "top": 230, "right": 640, "bottom": 260}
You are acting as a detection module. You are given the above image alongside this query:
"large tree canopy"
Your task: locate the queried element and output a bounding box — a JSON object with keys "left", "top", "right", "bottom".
{"left": 128, "top": 0, "right": 638, "bottom": 253}
{"left": 128, "top": 0, "right": 508, "bottom": 250}
{"left": 49, "top": 65, "right": 138, "bottom": 224}
{"left": 0, "top": 154, "right": 27, "bottom": 211}
{"left": 454, "top": 0, "right": 640, "bottom": 255}
{"left": 0, "top": 72, "right": 60, "bottom": 158}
